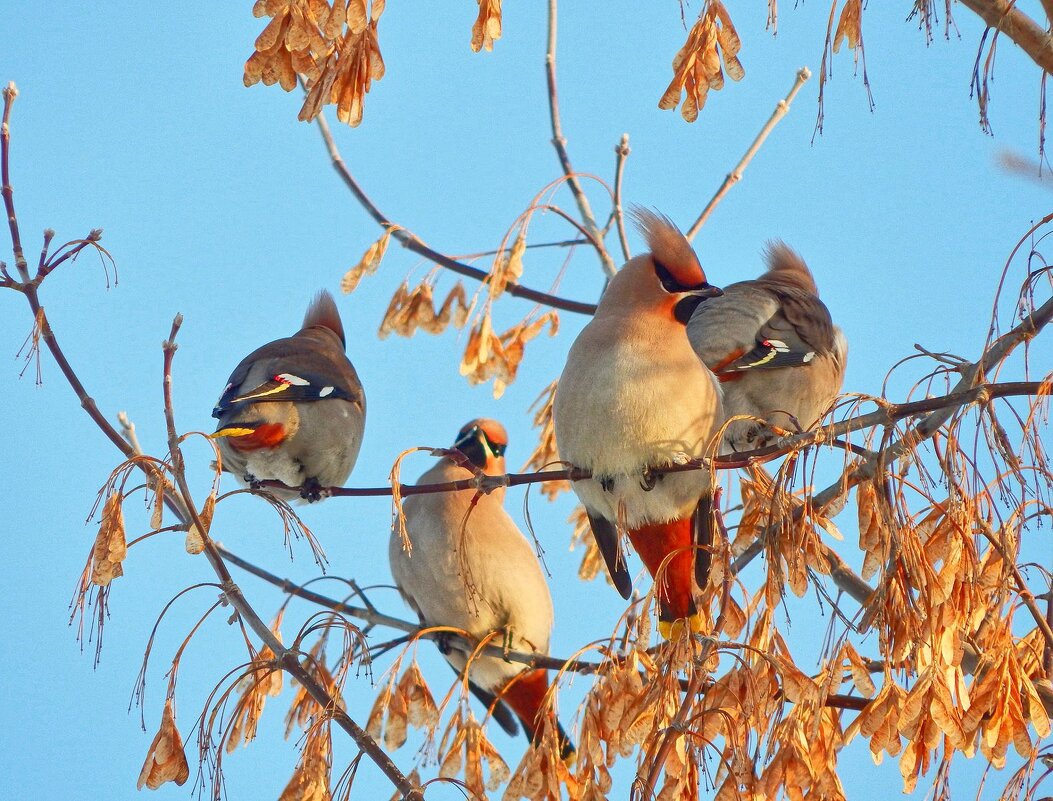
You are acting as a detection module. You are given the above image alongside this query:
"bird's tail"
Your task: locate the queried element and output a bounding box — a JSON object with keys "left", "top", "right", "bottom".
{"left": 501, "top": 668, "right": 576, "bottom": 762}
{"left": 628, "top": 498, "right": 713, "bottom": 639}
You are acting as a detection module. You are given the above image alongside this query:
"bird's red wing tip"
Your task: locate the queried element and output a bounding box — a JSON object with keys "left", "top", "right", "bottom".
{"left": 216, "top": 422, "right": 287, "bottom": 451}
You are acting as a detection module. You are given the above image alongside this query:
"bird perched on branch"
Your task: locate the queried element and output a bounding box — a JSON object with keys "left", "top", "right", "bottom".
{"left": 211, "top": 290, "right": 366, "bottom": 501}
{"left": 687, "top": 242, "right": 846, "bottom": 452}
{"left": 389, "top": 419, "right": 574, "bottom": 759}
{"left": 553, "top": 210, "right": 724, "bottom": 639}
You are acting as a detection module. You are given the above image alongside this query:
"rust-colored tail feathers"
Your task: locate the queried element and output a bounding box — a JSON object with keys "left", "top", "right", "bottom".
{"left": 500, "top": 669, "right": 576, "bottom": 762}
{"left": 627, "top": 496, "right": 713, "bottom": 639}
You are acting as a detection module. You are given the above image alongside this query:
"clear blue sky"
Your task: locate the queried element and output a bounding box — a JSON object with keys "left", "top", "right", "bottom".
{"left": 2, "top": 3, "right": 1050, "bottom": 799}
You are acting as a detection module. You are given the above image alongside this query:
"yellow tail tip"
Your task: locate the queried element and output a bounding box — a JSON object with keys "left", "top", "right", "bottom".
{"left": 658, "top": 611, "right": 704, "bottom": 640}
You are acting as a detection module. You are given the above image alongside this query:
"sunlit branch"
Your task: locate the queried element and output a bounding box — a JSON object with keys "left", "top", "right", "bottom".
{"left": 313, "top": 112, "right": 597, "bottom": 316}
{"left": 252, "top": 378, "right": 1051, "bottom": 499}
{"left": 544, "top": 0, "right": 618, "bottom": 278}
{"left": 958, "top": 0, "right": 1053, "bottom": 74}
{"left": 686, "top": 66, "right": 812, "bottom": 241}
{"left": 217, "top": 543, "right": 873, "bottom": 713}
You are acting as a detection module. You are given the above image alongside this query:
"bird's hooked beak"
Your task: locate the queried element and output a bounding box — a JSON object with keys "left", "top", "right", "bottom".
{"left": 673, "top": 283, "right": 723, "bottom": 324}
{"left": 454, "top": 424, "right": 507, "bottom": 469}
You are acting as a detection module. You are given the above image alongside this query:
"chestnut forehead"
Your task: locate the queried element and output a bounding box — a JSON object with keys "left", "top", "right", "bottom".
{"left": 464, "top": 418, "right": 508, "bottom": 446}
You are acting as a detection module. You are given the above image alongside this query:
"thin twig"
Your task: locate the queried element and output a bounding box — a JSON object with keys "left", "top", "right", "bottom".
{"left": 544, "top": 0, "right": 617, "bottom": 278}
{"left": 313, "top": 113, "right": 597, "bottom": 316}
{"left": 686, "top": 67, "right": 812, "bottom": 241}
{"left": 1, "top": 82, "right": 27, "bottom": 281}
{"left": 612, "top": 133, "right": 632, "bottom": 262}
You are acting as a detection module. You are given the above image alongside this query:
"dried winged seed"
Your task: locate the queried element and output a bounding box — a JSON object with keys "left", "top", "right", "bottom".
{"left": 712, "top": 1, "right": 742, "bottom": 54}
{"left": 253, "top": 0, "right": 269, "bottom": 16}
{"left": 342, "top": 229, "right": 393, "bottom": 294}
{"left": 399, "top": 663, "right": 439, "bottom": 729}
{"left": 366, "top": 687, "right": 390, "bottom": 739}
{"left": 439, "top": 730, "right": 465, "bottom": 779}
{"left": 137, "top": 699, "right": 190, "bottom": 790}
{"left": 843, "top": 646, "right": 876, "bottom": 698}
{"left": 484, "top": 745, "right": 510, "bottom": 791}
{"left": 256, "top": 12, "right": 290, "bottom": 52}
{"left": 150, "top": 484, "right": 164, "bottom": 530}
{"left": 186, "top": 495, "right": 214, "bottom": 555}
{"left": 423, "top": 283, "right": 470, "bottom": 334}
{"left": 377, "top": 281, "right": 410, "bottom": 339}
{"left": 285, "top": 8, "right": 314, "bottom": 51}
{"left": 779, "top": 660, "right": 819, "bottom": 705}
{"left": 471, "top": 0, "right": 503, "bottom": 53}
{"left": 833, "top": 0, "right": 862, "bottom": 52}
{"left": 346, "top": 0, "right": 368, "bottom": 33}
{"left": 91, "top": 493, "right": 127, "bottom": 586}
{"left": 383, "top": 684, "right": 409, "bottom": 750}
{"left": 372, "top": 0, "right": 386, "bottom": 22}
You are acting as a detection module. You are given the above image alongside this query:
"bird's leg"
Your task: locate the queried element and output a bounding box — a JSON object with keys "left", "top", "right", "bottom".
{"left": 502, "top": 628, "right": 514, "bottom": 662}
{"left": 599, "top": 475, "right": 615, "bottom": 493}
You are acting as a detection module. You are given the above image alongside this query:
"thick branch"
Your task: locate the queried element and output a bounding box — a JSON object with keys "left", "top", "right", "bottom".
{"left": 958, "top": 0, "right": 1053, "bottom": 74}
{"left": 314, "top": 113, "right": 597, "bottom": 316}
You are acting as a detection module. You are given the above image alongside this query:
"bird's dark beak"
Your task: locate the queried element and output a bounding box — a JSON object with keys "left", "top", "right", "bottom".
{"left": 694, "top": 283, "right": 723, "bottom": 298}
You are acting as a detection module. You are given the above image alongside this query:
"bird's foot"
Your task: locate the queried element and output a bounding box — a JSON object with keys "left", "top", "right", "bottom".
{"left": 639, "top": 466, "right": 663, "bottom": 492}
{"left": 299, "top": 477, "right": 325, "bottom": 502}
{"left": 598, "top": 475, "right": 615, "bottom": 493}
{"left": 434, "top": 631, "right": 453, "bottom": 655}
{"left": 245, "top": 473, "right": 263, "bottom": 489}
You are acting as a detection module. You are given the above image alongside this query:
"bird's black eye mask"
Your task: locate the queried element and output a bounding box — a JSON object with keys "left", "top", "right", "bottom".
{"left": 454, "top": 425, "right": 507, "bottom": 467}
{"left": 655, "top": 259, "right": 710, "bottom": 293}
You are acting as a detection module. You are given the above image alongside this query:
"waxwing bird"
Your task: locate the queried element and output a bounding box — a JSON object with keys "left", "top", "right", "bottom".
{"left": 553, "top": 209, "right": 725, "bottom": 639}
{"left": 686, "top": 242, "right": 847, "bottom": 452}
{"left": 211, "top": 290, "right": 365, "bottom": 501}
{"left": 389, "top": 419, "right": 574, "bottom": 760}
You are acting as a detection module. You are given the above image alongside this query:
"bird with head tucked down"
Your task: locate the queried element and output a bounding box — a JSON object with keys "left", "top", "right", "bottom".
{"left": 211, "top": 290, "right": 366, "bottom": 501}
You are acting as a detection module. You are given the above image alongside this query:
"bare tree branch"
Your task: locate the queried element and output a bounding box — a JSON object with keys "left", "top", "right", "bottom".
{"left": 0, "top": 86, "right": 425, "bottom": 801}
{"left": 686, "top": 67, "right": 812, "bottom": 241}
{"left": 251, "top": 378, "right": 1051, "bottom": 499}
{"left": 612, "top": 133, "right": 632, "bottom": 262}
{"left": 313, "top": 113, "right": 597, "bottom": 316}
{"left": 544, "top": 0, "right": 618, "bottom": 278}
{"left": 958, "top": 0, "right": 1053, "bottom": 74}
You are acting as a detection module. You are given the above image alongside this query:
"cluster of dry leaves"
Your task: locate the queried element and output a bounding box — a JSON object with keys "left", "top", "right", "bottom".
{"left": 245, "top": 0, "right": 504, "bottom": 127}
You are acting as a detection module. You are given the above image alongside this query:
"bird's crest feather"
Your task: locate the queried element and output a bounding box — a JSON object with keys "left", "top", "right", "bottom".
{"left": 302, "top": 290, "right": 346, "bottom": 345}
{"left": 630, "top": 207, "right": 706, "bottom": 287}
